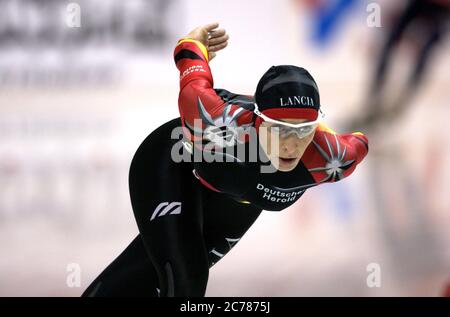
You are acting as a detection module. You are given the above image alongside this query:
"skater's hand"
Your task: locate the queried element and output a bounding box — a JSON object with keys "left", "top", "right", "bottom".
{"left": 185, "top": 22, "right": 229, "bottom": 61}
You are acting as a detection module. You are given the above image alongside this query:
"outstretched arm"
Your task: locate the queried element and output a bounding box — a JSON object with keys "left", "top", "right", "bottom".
{"left": 174, "top": 23, "right": 230, "bottom": 141}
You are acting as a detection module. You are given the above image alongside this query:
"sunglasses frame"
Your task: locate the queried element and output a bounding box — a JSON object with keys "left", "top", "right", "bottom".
{"left": 253, "top": 103, "right": 325, "bottom": 128}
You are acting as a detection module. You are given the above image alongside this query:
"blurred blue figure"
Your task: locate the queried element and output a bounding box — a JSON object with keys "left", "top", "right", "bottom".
{"left": 306, "top": 0, "right": 358, "bottom": 47}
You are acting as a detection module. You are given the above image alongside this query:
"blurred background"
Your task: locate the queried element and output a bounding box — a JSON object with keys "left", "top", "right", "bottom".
{"left": 0, "top": 0, "right": 449, "bottom": 296}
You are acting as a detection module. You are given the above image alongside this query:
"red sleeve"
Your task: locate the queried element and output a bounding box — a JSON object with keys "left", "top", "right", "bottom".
{"left": 302, "top": 123, "right": 369, "bottom": 183}
{"left": 174, "top": 38, "right": 228, "bottom": 142}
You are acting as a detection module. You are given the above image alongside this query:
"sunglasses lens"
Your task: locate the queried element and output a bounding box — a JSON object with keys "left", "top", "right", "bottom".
{"left": 269, "top": 124, "right": 317, "bottom": 138}
{"left": 298, "top": 125, "right": 316, "bottom": 136}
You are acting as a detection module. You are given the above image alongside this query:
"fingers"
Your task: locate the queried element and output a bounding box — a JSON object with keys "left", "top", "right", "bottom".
{"left": 208, "top": 33, "right": 229, "bottom": 46}
{"left": 203, "top": 22, "right": 219, "bottom": 32}
{"left": 208, "top": 41, "right": 228, "bottom": 52}
{"left": 207, "top": 27, "right": 229, "bottom": 51}
{"left": 199, "top": 23, "right": 229, "bottom": 61}
{"left": 208, "top": 28, "right": 226, "bottom": 39}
